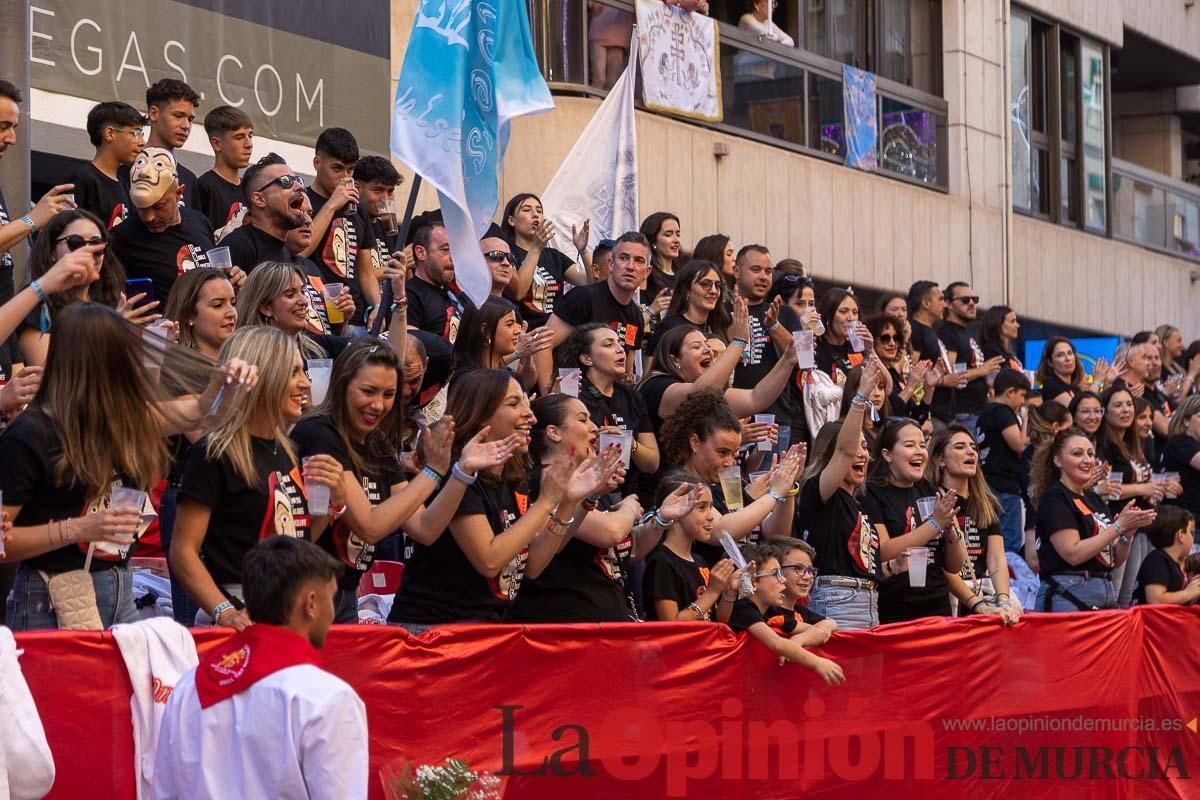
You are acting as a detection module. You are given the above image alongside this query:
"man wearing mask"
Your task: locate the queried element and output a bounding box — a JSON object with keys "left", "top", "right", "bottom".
{"left": 938, "top": 281, "right": 1003, "bottom": 433}
{"left": 221, "top": 153, "right": 310, "bottom": 273}
{"left": 120, "top": 79, "right": 200, "bottom": 207}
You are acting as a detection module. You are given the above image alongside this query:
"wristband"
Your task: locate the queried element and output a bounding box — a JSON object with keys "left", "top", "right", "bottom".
{"left": 688, "top": 602, "right": 707, "bottom": 620}
{"left": 653, "top": 508, "right": 670, "bottom": 527}
{"left": 451, "top": 462, "right": 477, "bottom": 485}
{"left": 969, "top": 599, "right": 985, "bottom": 614}
{"left": 927, "top": 517, "right": 943, "bottom": 534}
{"left": 767, "top": 489, "right": 786, "bottom": 504}
{"left": 211, "top": 600, "right": 234, "bottom": 620}
{"left": 421, "top": 466, "right": 445, "bottom": 488}
{"left": 853, "top": 391, "right": 869, "bottom": 405}
{"left": 20, "top": 214, "right": 36, "bottom": 234}
{"left": 30, "top": 279, "right": 47, "bottom": 303}
{"left": 550, "top": 512, "right": 575, "bottom": 528}
{"left": 1112, "top": 521, "right": 1124, "bottom": 538}
{"left": 729, "top": 337, "right": 750, "bottom": 351}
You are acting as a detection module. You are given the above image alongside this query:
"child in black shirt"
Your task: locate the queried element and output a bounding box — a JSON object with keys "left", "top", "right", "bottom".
{"left": 1133, "top": 506, "right": 1200, "bottom": 605}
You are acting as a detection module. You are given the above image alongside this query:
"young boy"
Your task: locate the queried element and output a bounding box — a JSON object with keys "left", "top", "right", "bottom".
{"left": 773, "top": 537, "right": 839, "bottom": 643}
{"left": 71, "top": 101, "right": 145, "bottom": 229}
{"left": 1134, "top": 506, "right": 1200, "bottom": 605}
{"left": 975, "top": 368, "right": 1031, "bottom": 554}
{"left": 194, "top": 104, "right": 253, "bottom": 239}
{"left": 729, "top": 543, "right": 845, "bottom": 686}
{"left": 120, "top": 79, "right": 200, "bottom": 207}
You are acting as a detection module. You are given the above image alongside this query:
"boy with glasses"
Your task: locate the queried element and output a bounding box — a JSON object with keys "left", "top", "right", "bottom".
{"left": 939, "top": 281, "right": 1004, "bottom": 433}
{"left": 728, "top": 543, "right": 844, "bottom": 684}
{"left": 72, "top": 101, "right": 146, "bottom": 229}
{"left": 773, "top": 537, "right": 839, "bottom": 640}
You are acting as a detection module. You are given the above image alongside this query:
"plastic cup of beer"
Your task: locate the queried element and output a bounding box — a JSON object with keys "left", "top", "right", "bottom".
{"left": 719, "top": 466, "right": 744, "bottom": 511}
{"left": 793, "top": 329, "right": 816, "bottom": 369}
{"left": 303, "top": 457, "right": 331, "bottom": 516}
{"left": 916, "top": 496, "right": 937, "bottom": 523}
{"left": 1107, "top": 470, "right": 1123, "bottom": 501}
{"left": 754, "top": 414, "right": 775, "bottom": 452}
{"left": 906, "top": 546, "right": 930, "bottom": 587}
{"left": 379, "top": 195, "right": 399, "bottom": 237}
{"left": 322, "top": 283, "right": 345, "bottom": 325}
{"left": 206, "top": 246, "right": 232, "bottom": 272}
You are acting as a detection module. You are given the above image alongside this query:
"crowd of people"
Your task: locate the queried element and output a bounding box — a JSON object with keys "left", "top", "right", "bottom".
{"left": 0, "top": 74, "right": 1197, "bottom": 686}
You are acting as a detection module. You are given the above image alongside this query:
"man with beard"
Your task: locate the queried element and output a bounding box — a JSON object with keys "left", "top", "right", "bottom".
{"left": 404, "top": 222, "right": 474, "bottom": 344}
{"left": 111, "top": 147, "right": 230, "bottom": 301}
{"left": 222, "top": 153, "right": 310, "bottom": 273}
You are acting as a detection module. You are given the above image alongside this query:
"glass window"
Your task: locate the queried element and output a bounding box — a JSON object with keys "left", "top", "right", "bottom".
{"left": 723, "top": 39, "right": 807, "bottom": 147}
{"left": 879, "top": 0, "right": 911, "bottom": 85}
{"left": 806, "top": 0, "right": 866, "bottom": 67}
{"left": 880, "top": 96, "right": 942, "bottom": 184}
{"left": 1010, "top": 13, "right": 1032, "bottom": 211}
{"left": 1080, "top": 40, "right": 1106, "bottom": 230}
{"left": 808, "top": 72, "right": 846, "bottom": 156}
{"left": 1061, "top": 156, "right": 1079, "bottom": 223}
{"left": 1060, "top": 34, "right": 1078, "bottom": 145}
{"left": 1172, "top": 195, "right": 1200, "bottom": 257}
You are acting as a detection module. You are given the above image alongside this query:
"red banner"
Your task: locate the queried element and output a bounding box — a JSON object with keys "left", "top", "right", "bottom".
{"left": 16, "top": 607, "right": 1200, "bottom": 799}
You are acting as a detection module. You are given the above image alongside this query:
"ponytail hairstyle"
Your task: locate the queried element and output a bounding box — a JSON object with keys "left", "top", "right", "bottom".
{"left": 925, "top": 424, "right": 1000, "bottom": 529}
{"left": 1029, "top": 427, "right": 1093, "bottom": 510}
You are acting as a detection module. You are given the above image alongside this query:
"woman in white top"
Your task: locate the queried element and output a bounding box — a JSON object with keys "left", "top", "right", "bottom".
{"left": 739, "top": 0, "right": 794, "bottom": 47}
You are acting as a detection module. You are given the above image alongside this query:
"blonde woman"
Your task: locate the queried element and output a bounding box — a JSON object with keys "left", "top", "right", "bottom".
{"left": 235, "top": 260, "right": 349, "bottom": 361}
{"left": 170, "top": 326, "right": 344, "bottom": 629}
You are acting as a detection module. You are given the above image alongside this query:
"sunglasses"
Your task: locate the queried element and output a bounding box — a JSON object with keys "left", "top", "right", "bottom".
{"left": 695, "top": 278, "right": 722, "bottom": 291}
{"left": 484, "top": 250, "right": 515, "bottom": 264}
{"left": 878, "top": 334, "right": 899, "bottom": 344}
{"left": 55, "top": 234, "right": 106, "bottom": 252}
{"left": 953, "top": 295, "right": 980, "bottom": 305}
{"left": 259, "top": 173, "right": 305, "bottom": 192}
{"left": 782, "top": 564, "right": 818, "bottom": 578}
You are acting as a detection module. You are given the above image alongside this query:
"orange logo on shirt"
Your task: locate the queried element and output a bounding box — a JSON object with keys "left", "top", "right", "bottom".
{"left": 767, "top": 615, "right": 786, "bottom": 631}
{"left": 515, "top": 492, "right": 529, "bottom": 515}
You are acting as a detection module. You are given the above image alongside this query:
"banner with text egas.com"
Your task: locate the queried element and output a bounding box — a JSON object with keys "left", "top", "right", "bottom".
{"left": 635, "top": 0, "right": 723, "bottom": 122}
{"left": 19, "top": 606, "right": 1200, "bottom": 799}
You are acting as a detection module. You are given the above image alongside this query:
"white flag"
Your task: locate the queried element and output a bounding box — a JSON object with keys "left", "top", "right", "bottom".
{"left": 542, "top": 34, "right": 639, "bottom": 261}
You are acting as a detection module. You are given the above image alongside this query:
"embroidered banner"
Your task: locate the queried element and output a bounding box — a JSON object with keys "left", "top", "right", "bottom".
{"left": 635, "top": 0, "right": 722, "bottom": 122}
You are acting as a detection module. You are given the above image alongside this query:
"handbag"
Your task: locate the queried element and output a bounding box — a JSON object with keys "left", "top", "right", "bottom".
{"left": 37, "top": 569, "right": 103, "bottom": 630}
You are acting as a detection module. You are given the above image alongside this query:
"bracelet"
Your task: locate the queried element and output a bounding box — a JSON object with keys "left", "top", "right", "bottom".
{"left": 653, "top": 508, "right": 670, "bottom": 527}
{"left": 20, "top": 214, "right": 36, "bottom": 234}
{"left": 550, "top": 512, "right": 575, "bottom": 528}
{"left": 853, "top": 391, "right": 869, "bottom": 405}
{"left": 969, "top": 599, "right": 985, "bottom": 613}
{"left": 546, "top": 518, "right": 568, "bottom": 537}
{"left": 688, "top": 602, "right": 707, "bottom": 620}
{"left": 451, "top": 462, "right": 477, "bottom": 485}
{"left": 787, "top": 482, "right": 800, "bottom": 497}
{"left": 211, "top": 600, "right": 234, "bottom": 620}
{"left": 729, "top": 337, "right": 750, "bottom": 351}
{"left": 421, "top": 466, "right": 445, "bottom": 488}
{"left": 767, "top": 489, "right": 786, "bottom": 504}
{"left": 66, "top": 517, "right": 74, "bottom": 543}
{"left": 30, "top": 279, "right": 47, "bottom": 303}
{"left": 329, "top": 503, "right": 347, "bottom": 519}
{"left": 720, "top": 594, "right": 735, "bottom": 603}
{"left": 1112, "top": 521, "right": 1124, "bottom": 539}
{"left": 927, "top": 517, "right": 943, "bottom": 534}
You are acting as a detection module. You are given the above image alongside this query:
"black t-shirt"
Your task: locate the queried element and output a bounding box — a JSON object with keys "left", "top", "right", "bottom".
{"left": 977, "top": 403, "right": 1023, "bottom": 494}
{"left": 910, "top": 318, "right": 953, "bottom": 420}
{"left": 221, "top": 223, "right": 290, "bottom": 273}
{"left": 982, "top": 342, "right": 1022, "bottom": 372}
{"left": 0, "top": 409, "right": 135, "bottom": 572}
{"left": 646, "top": 267, "right": 675, "bottom": 306}
{"left": 1040, "top": 374, "right": 1076, "bottom": 404}
{"left": 70, "top": 162, "right": 131, "bottom": 230}
{"left": 389, "top": 478, "right": 527, "bottom": 624}
{"left": 305, "top": 188, "right": 378, "bottom": 326}
{"left": 179, "top": 436, "right": 310, "bottom": 586}
{"left": 1098, "top": 440, "right": 1153, "bottom": 516}
{"left": 553, "top": 281, "right": 647, "bottom": 358}
{"left": 580, "top": 377, "right": 654, "bottom": 499}
{"left": 815, "top": 338, "right": 862, "bottom": 385}
{"left": 647, "top": 314, "right": 710, "bottom": 353}
{"left": 728, "top": 599, "right": 800, "bottom": 634}
{"left": 794, "top": 601, "right": 827, "bottom": 625}
{"left": 0, "top": 186, "right": 14, "bottom": 305}
{"left": 1163, "top": 434, "right": 1200, "bottom": 516}
{"left": 862, "top": 481, "right": 950, "bottom": 621}
{"left": 119, "top": 160, "right": 197, "bottom": 207}
{"left": 949, "top": 493, "right": 1004, "bottom": 586}
{"left": 509, "top": 243, "right": 573, "bottom": 328}
{"left": 292, "top": 256, "right": 334, "bottom": 335}
{"left": 1035, "top": 482, "right": 1117, "bottom": 575}
{"left": 193, "top": 171, "right": 246, "bottom": 235}
{"left": 110, "top": 209, "right": 215, "bottom": 300}
{"left": 642, "top": 544, "right": 710, "bottom": 621}
{"left": 637, "top": 374, "right": 679, "bottom": 435}
{"left": 407, "top": 276, "right": 474, "bottom": 344}
{"left": 292, "top": 415, "right": 404, "bottom": 590}
{"left": 797, "top": 479, "right": 879, "bottom": 580}
{"left": 939, "top": 320, "right": 989, "bottom": 414}
{"left": 1133, "top": 549, "right": 1186, "bottom": 605}
{"left": 733, "top": 301, "right": 801, "bottom": 425}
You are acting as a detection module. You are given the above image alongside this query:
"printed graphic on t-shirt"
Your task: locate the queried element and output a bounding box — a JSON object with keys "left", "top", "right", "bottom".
{"left": 968, "top": 337, "right": 985, "bottom": 368}
{"left": 1072, "top": 497, "right": 1116, "bottom": 568}
{"left": 176, "top": 243, "right": 210, "bottom": 275}
{"left": 322, "top": 218, "right": 359, "bottom": 280}
{"left": 334, "top": 473, "right": 381, "bottom": 571}
{"left": 847, "top": 510, "right": 880, "bottom": 574}
{"left": 487, "top": 493, "right": 527, "bottom": 600}
{"left": 258, "top": 467, "right": 307, "bottom": 541}
{"left": 107, "top": 204, "right": 129, "bottom": 230}
{"left": 303, "top": 276, "right": 330, "bottom": 334}
{"left": 596, "top": 535, "right": 634, "bottom": 582}
{"left": 524, "top": 265, "right": 561, "bottom": 316}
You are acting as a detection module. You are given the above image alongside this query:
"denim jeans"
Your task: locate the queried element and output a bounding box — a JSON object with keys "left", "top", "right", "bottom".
{"left": 995, "top": 492, "right": 1025, "bottom": 554}
{"left": 953, "top": 413, "right": 980, "bottom": 438}
{"left": 1036, "top": 573, "right": 1116, "bottom": 612}
{"left": 5, "top": 565, "right": 139, "bottom": 630}
{"left": 1115, "top": 532, "right": 1153, "bottom": 609}
{"left": 158, "top": 486, "right": 199, "bottom": 626}
{"left": 345, "top": 324, "right": 369, "bottom": 338}
{"left": 333, "top": 587, "right": 360, "bottom": 624}
{"left": 808, "top": 580, "right": 879, "bottom": 630}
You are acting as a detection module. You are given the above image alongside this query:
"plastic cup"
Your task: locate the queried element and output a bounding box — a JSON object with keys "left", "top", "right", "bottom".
{"left": 748, "top": 471, "right": 770, "bottom": 486}
{"left": 1106, "top": 470, "right": 1123, "bottom": 501}
{"left": 793, "top": 329, "right": 816, "bottom": 369}
{"left": 906, "top": 546, "right": 930, "bottom": 587}
{"left": 953, "top": 362, "right": 968, "bottom": 387}
{"left": 379, "top": 195, "right": 399, "bottom": 237}
{"left": 322, "top": 282, "right": 345, "bottom": 325}
{"left": 719, "top": 466, "right": 744, "bottom": 511}
{"left": 558, "top": 368, "right": 581, "bottom": 397}
{"left": 307, "top": 359, "right": 333, "bottom": 406}
{"left": 916, "top": 496, "right": 937, "bottom": 522}
{"left": 100, "top": 486, "right": 149, "bottom": 558}
{"left": 206, "top": 246, "right": 232, "bottom": 271}
{"left": 303, "top": 456, "right": 331, "bottom": 516}
{"left": 598, "top": 429, "right": 633, "bottom": 470}
{"left": 754, "top": 413, "right": 775, "bottom": 452}
{"left": 847, "top": 324, "right": 864, "bottom": 353}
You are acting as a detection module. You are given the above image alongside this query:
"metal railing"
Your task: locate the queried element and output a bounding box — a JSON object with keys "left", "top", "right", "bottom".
{"left": 529, "top": 0, "right": 949, "bottom": 191}
{"left": 1111, "top": 158, "right": 1200, "bottom": 262}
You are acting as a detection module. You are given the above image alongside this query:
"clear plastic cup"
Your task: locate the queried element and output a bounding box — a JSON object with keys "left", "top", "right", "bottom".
{"left": 1106, "top": 470, "right": 1123, "bottom": 501}
{"left": 322, "top": 282, "right": 345, "bottom": 324}
{"left": 906, "top": 546, "right": 930, "bottom": 587}
{"left": 754, "top": 413, "right": 775, "bottom": 452}
{"left": 206, "top": 246, "right": 232, "bottom": 271}
{"left": 793, "top": 329, "right": 816, "bottom": 369}
{"left": 916, "top": 496, "right": 937, "bottom": 522}
{"left": 558, "top": 368, "right": 581, "bottom": 397}
{"left": 597, "top": 429, "right": 633, "bottom": 470}
{"left": 307, "top": 359, "right": 333, "bottom": 406}
{"left": 847, "top": 324, "right": 864, "bottom": 353}
{"left": 303, "top": 457, "right": 331, "bottom": 516}
{"left": 100, "top": 486, "right": 149, "bottom": 558}
{"left": 719, "top": 466, "right": 744, "bottom": 511}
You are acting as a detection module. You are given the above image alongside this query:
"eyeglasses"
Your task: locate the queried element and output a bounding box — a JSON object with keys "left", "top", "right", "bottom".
{"left": 952, "top": 295, "right": 980, "bottom": 305}
{"left": 878, "top": 334, "right": 899, "bottom": 344}
{"left": 754, "top": 567, "right": 786, "bottom": 582}
{"left": 484, "top": 250, "right": 515, "bottom": 264}
{"left": 695, "top": 279, "right": 722, "bottom": 291}
{"left": 259, "top": 173, "right": 305, "bottom": 192}
{"left": 115, "top": 127, "right": 145, "bottom": 139}
{"left": 782, "top": 565, "right": 818, "bottom": 578}
{"left": 54, "top": 234, "right": 106, "bottom": 252}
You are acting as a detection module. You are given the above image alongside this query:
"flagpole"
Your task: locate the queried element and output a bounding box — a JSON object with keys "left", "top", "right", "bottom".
{"left": 371, "top": 173, "right": 423, "bottom": 337}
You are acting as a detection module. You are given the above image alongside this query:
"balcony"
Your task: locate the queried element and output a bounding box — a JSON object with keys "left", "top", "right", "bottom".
{"left": 528, "top": 0, "right": 948, "bottom": 191}
{"left": 1112, "top": 158, "right": 1200, "bottom": 261}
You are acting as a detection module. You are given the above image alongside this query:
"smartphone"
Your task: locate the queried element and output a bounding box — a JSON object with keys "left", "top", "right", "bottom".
{"left": 124, "top": 277, "right": 156, "bottom": 303}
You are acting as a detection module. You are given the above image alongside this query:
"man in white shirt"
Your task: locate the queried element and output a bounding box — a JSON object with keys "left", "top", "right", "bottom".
{"left": 151, "top": 537, "right": 368, "bottom": 800}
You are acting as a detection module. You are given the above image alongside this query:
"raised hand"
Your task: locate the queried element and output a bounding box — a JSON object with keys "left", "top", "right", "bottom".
{"left": 458, "top": 426, "right": 523, "bottom": 475}
{"left": 763, "top": 295, "right": 783, "bottom": 330}
{"left": 730, "top": 292, "right": 751, "bottom": 342}
{"left": 572, "top": 218, "right": 591, "bottom": 254}
{"left": 658, "top": 482, "right": 702, "bottom": 523}
{"left": 769, "top": 444, "right": 806, "bottom": 495}
{"left": 932, "top": 488, "right": 958, "bottom": 530}
{"left": 422, "top": 416, "right": 455, "bottom": 474}
{"left": 39, "top": 244, "right": 102, "bottom": 294}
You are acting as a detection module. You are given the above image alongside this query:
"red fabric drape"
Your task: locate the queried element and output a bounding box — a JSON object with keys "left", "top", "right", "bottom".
{"left": 16, "top": 606, "right": 1200, "bottom": 799}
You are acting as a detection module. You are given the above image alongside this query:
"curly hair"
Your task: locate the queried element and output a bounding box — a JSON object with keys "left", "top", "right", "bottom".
{"left": 658, "top": 387, "right": 740, "bottom": 467}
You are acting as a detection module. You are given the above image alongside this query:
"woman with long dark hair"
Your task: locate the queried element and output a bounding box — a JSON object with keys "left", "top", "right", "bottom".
{"left": 815, "top": 288, "right": 875, "bottom": 386}
{"left": 648, "top": 259, "right": 732, "bottom": 350}
{"left": 639, "top": 211, "right": 682, "bottom": 313}
{"left": 692, "top": 233, "right": 735, "bottom": 290}
{"left": 980, "top": 305, "right": 1023, "bottom": 370}
{"left": 452, "top": 296, "right": 547, "bottom": 390}
{"left": 1036, "top": 337, "right": 1086, "bottom": 406}
{"left": 501, "top": 192, "right": 590, "bottom": 329}
{"left": 388, "top": 369, "right": 619, "bottom": 630}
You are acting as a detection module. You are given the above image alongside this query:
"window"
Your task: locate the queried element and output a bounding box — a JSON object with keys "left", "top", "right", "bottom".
{"left": 1011, "top": 13, "right": 1050, "bottom": 216}
{"left": 1080, "top": 40, "right": 1106, "bottom": 231}
{"left": 803, "top": 0, "right": 940, "bottom": 94}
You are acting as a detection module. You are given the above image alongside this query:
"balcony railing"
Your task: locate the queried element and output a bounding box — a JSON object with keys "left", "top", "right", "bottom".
{"left": 1112, "top": 158, "right": 1200, "bottom": 262}
{"left": 528, "top": 0, "right": 948, "bottom": 191}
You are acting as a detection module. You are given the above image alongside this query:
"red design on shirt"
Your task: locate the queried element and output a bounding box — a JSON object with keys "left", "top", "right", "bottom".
{"left": 195, "top": 625, "right": 322, "bottom": 709}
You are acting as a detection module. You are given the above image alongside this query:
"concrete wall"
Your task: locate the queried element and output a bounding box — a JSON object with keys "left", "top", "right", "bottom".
{"left": 1122, "top": 0, "right": 1200, "bottom": 59}
{"left": 1014, "top": 0, "right": 1123, "bottom": 45}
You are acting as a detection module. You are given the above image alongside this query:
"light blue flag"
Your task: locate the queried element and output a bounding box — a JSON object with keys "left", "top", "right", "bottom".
{"left": 392, "top": 0, "right": 554, "bottom": 308}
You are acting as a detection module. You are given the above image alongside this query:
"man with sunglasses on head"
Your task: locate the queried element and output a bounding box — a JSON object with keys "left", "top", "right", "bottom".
{"left": 939, "top": 281, "right": 1004, "bottom": 434}
{"left": 221, "top": 153, "right": 311, "bottom": 274}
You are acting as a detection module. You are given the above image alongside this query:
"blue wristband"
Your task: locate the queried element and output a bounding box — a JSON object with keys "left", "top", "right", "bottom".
{"left": 421, "top": 466, "right": 445, "bottom": 487}
{"left": 30, "top": 279, "right": 46, "bottom": 303}
{"left": 768, "top": 489, "right": 787, "bottom": 504}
